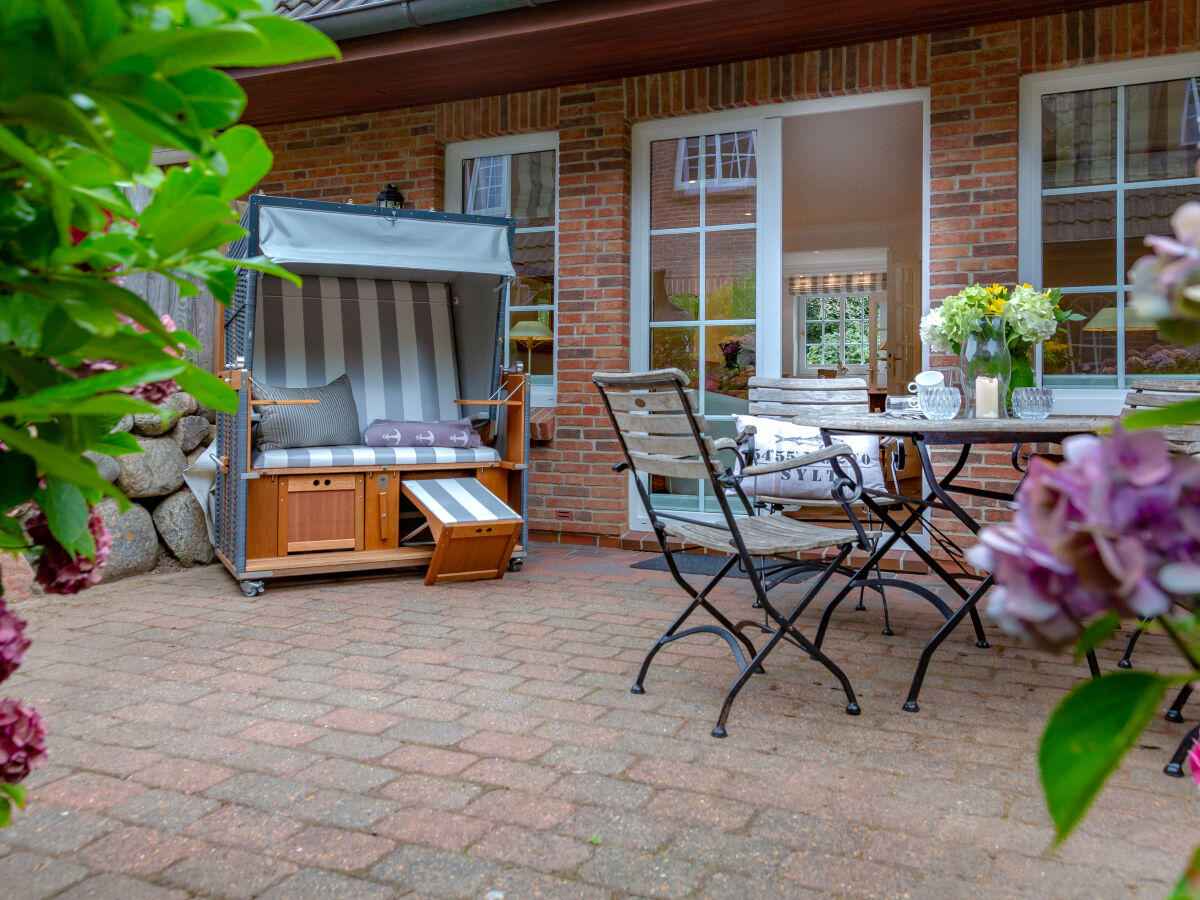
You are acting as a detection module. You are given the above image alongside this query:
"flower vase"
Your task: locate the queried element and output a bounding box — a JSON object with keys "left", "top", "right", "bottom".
{"left": 958, "top": 316, "right": 1011, "bottom": 419}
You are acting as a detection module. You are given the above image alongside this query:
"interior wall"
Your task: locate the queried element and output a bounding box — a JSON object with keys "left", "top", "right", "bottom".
{"left": 780, "top": 102, "right": 924, "bottom": 387}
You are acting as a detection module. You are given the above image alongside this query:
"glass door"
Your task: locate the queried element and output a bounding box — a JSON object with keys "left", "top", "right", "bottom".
{"left": 646, "top": 131, "right": 758, "bottom": 513}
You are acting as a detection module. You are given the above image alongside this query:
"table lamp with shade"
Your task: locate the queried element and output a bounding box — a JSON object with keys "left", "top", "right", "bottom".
{"left": 509, "top": 320, "right": 553, "bottom": 373}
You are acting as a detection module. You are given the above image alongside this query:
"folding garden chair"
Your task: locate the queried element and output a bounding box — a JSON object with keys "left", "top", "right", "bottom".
{"left": 593, "top": 368, "right": 875, "bottom": 738}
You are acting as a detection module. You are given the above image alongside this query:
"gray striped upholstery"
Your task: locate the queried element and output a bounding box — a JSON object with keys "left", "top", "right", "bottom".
{"left": 251, "top": 373, "right": 361, "bottom": 451}
{"left": 251, "top": 446, "right": 500, "bottom": 469}
{"left": 253, "top": 275, "right": 461, "bottom": 430}
{"left": 405, "top": 477, "right": 519, "bottom": 524}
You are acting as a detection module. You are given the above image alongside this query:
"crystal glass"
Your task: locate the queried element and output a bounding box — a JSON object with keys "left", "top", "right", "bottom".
{"left": 885, "top": 395, "right": 918, "bottom": 415}
{"left": 921, "top": 387, "right": 962, "bottom": 421}
{"left": 958, "top": 316, "right": 1011, "bottom": 419}
{"left": 1012, "top": 387, "right": 1054, "bottom": 420}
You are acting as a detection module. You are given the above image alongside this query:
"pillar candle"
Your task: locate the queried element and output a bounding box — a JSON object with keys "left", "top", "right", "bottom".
{"left": 975, "top": 375, "right": 1000, "bottom": 418}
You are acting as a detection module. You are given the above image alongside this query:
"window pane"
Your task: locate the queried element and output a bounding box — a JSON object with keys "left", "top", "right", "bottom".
{"left": 508, "top": 310, "right": 554, "bottom": 378}
{"left": 513, "top": 231, "right": 554, "bottom": 291}
{"left": 1041, "top": 88, "right": 1118, "bottom": 188}
{"left": 651, "top": 138, "right": 699, "bottom": 230}
{"left": 1126, "top": 79, "right": 1200, "bottom": 183}
{"left": 705, "top": 131, "right": 757, "bottom": 225}
{"left": 1048, "top": 292, "right": 1119, "bottom": 381}
{"left": 1042, "top": 192, "right": 1117, "bottom": 287}
{"left": 1123, "top": 184, "right": 1200, "bottom": 277}
{"left": 510, "top": 150, "right": 555, "bottom": 228}
{"left": 704, "top": 324, "right": 754, "bottom": 412}
{"left": 704, "top": 229, "right": 756, "bottom": 320}
{"left": 651, "top": 326, "right": 699, "bottom": 385}
{"left": 463, "top": 156, "right": 506, "bottom": 215}
{"left": 1126, "top": 336, "right": 1200, "bottom": 375}
{"left": 650, "top": 233, "right": 699, "bottom": 321}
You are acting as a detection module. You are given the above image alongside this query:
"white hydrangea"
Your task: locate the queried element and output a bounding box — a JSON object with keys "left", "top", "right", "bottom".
{"left": 1004, "top": 285, "right": 1058, "bottom": 344}
{"left": 919, "top": 305, "right": 953, "bottom": 353}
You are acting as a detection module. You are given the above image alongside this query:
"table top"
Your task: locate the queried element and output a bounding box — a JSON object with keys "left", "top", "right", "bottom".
{"left": 790, "top": 411, "right": 1115, "bottom": 443}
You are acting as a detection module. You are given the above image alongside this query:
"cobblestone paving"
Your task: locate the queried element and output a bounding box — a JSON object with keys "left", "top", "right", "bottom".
{"left": 2, "top": 543, "right": 1196, "bottom": 898}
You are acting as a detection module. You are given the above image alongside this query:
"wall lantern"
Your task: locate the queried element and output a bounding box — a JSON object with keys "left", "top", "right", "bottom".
{"left": 376, "top": 183, "right": 405, "bottom": 209}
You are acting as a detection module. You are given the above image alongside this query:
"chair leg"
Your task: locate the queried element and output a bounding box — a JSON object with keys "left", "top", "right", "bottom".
{"left": 1167, "top": 683, "right": 1194, "bottom": 724}
{"left": 1164, "top": 722, "right": 1200, "bottom": 777}
{"left": 1117, "top": 620, "right": 1146, "bottom": 669}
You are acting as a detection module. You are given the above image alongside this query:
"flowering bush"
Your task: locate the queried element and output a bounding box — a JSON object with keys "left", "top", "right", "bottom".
{"left": 968, "top": 428, "right": 1199, "bottom": 647}
{"left": 0, "top": 604, "right": 29, "bottom": 683}
{"left": 0, "top": 700, "right": 47, "bottom": 785}
{"left": 920, "top": 282, "right": 1079, "bottom": 357}
{"left": 24, "top": 507, "right": 112, "bottom": 596}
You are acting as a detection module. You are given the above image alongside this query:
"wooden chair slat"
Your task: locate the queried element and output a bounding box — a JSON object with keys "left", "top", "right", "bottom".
{"left": 604, "top": 389, "right": 698, "bottom": 413}
{"left": 749, "top": 376, "right": 868, "bottom": 390}
{"left": 750, "top": 402, "right": 869, "bottom": 418}
{"left": 749, "top": 388, "right": 869, "bottom": 404}
{"left": 1128, "top": 378, "right": 1200, "bottom": 392}
{"left": 1123, "top": 391, "right": 1200, "bottom": 409}
{"left": 628, "top": 452, "right": 716, "bottom": 479}
{"left": 612, "top": 410, "right": 705, "bottom": 435}
{"left": 623, "top": 433, "right": 716, "bottom": 456}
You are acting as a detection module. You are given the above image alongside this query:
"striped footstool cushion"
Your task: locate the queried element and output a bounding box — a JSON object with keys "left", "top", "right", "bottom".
{"left": 403, "top": 477, "right": 519, "bottom": 525}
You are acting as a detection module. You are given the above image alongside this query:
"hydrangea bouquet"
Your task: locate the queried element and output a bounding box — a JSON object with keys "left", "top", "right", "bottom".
{"left": 920, "top": 283, "right": 1082, "bottom": 388}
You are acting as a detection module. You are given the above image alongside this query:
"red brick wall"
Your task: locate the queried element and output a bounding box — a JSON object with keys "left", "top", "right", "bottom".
{"left": 253, "top": 0, "right": 1198, "bottom": 545}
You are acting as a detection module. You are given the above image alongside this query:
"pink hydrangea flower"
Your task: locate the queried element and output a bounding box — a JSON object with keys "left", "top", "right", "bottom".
{"left": 968, "top": 427, "right": 1200, "bottom": 647}
{"left": 0, "top": 700, "right": 48, "bottom": 783}
{"left": 0, "top": 603, "right": 30, "bottom": 684}
{"left": 24, "top": 505, "right": 111, "bottom": 596}
{"left": 1189, "top": 737, "right": 1200, "bottom": 789}
{"left": 76, "top": 313, "right": 182, "bottom": 404}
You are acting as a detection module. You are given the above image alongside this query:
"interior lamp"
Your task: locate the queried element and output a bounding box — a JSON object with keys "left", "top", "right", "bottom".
{"left": 509, "top": 320, "right": 553, "bottom": 373}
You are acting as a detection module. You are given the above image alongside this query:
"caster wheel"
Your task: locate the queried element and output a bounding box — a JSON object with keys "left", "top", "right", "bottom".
{"left": 630, "top": 684, "right": 645, "bottom": 695}
{"left": 507, "top": 558, "right": 523, "bottom": 572}
{"left": 976, "top": 640, "right": 991, "bottom": 649}
{"left": 240, "top": 580, "right": 265, "bottom": 598}
{"left": 845, "top": 702, "right": 861, "bottom": 716}
{"left": 711, "top": 725, "right": 727, "bottom": 738}
{"left": 1166, "top": 709, "right": 1184, "bottom": 723}
{"left": 1117, "top": 659, "right": 1132, "bottom": 669}
{"left": 1165, "top": 762, "right": 1184, "bottom": 777}
{"left": 903, "top": 700, "right": 920, "bottom": 713}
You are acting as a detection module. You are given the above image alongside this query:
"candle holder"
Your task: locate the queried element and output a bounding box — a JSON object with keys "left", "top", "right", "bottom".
{"left": 958, "top": 316, "right": 1011, "bottom": 419}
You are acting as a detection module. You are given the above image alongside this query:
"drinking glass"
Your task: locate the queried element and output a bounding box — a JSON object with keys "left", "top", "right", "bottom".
{"left": 885, "top": 395, "right": 918, "bottom": 415}
{"left": 1011, "top": 387, "right": 1054, "bottom": 420}
{"left": 921, "top": 387, "right": 962, "bottom": 420}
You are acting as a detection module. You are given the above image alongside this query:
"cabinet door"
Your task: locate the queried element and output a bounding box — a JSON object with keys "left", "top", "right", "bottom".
{"left": 278, "top": 474, "right": 364, "bottom": 555}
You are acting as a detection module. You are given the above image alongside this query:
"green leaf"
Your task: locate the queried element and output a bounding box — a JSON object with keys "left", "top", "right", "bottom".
{"left": 0, "top": 423, "right": 122, "bottom": 503}
{"left": 0, "top": 450, "right": 39, "bottom": 512}
{"left": 174, "top": 362, "right": 236, "bottom": 412}
{"left": 40, "top": 476, "right": 95, "bottom": 558}
{"left": 1074, "top": 612, "right": 1121, "bottom": 660}
{"left": 0, "top": 515, "right": 29, "bottom": 552}
{"left": 0, "top": 362, "right": 181, "bottom": 411}
{"left": 1166, "top": 843, "right": 1200, "bottom": 900}
{"left": 1039, "top": 670, "right": 1169, "bottom": 841}
{"left": 89, "top": 430, "right": 141, "bottom": 456}
{"left": 239, "top": 14, "right": 340, "bottom": 66}
{"left": 0, "top": 796, "right": 10, "bottom": 829}
{"left": 168, "top": 67, "right": 245, "bottom": 131}
{"left": 214, "top": 124, "right": 271, "bottom": 200}
{"left": 0, "top": 783, "right": 27, "bottom": 810}
{"left": 1122, "top": 398, "right": 1200, "bottom": 431}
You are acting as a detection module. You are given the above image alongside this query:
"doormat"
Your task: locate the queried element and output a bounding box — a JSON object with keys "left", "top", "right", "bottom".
{"left": 631, "top": 553, "right": 819, "bottom": 584}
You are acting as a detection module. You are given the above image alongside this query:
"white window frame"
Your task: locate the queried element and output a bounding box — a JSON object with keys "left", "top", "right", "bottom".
{"left": 446, "top": 132, "right": 559, "bottom": 407}
{"left": 1019, "top": 52, "right": 1200, "bottom": 404}
{"left": 631, "top": 90, "right": 930, "bottom": 532}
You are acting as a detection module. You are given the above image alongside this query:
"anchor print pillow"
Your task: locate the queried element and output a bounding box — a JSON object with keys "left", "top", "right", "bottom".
{"left": 731, "top": 414, "right": 885, "bottom": 501}
{"left": 363, "top": 418, "right": 482, "bottom": 449}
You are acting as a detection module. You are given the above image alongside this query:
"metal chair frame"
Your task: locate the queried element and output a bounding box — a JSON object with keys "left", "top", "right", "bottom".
{"left": 594, "top": 368, "right": 872, "bottom": 738}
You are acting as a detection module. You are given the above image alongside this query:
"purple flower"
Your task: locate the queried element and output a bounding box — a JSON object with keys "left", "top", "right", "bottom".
{"left": 25, "top": 506, "right": 111, "bottom": 596}
{"left": 0, "top": 700, "right": 47, "bottom": 783}
{"left": 969, "top": 427, "right": 1200, "bottom": 648}
{"left": 1189, "top": 737, "right": 1200, "bottom": 790}
{"left": 0, "top": 603, "right": 30, "bottom": 684}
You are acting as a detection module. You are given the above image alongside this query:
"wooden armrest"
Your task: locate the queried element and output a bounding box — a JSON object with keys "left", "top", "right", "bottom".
{"left": 456, "top": 398, "right": 521, "bottom": 406}
{"left": 249, "top": 399, "right": 320, "bottom": 406}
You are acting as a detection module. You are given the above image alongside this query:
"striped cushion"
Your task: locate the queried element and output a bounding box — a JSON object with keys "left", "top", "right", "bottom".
{"left": 252, "top": 446, "right": 500, "bottom": 469}
{"left": 253, "top": 275, "right": 461, "bottom": 429}
{"left": 251, "top": 373, "right": 362, "bottom": 451}
{"left": 404, "top": 477, "right": 520, "bottom": 524}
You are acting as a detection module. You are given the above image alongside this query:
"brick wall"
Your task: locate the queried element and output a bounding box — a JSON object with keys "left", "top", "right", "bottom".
{"left": 253, "top": 0, "right": 1198, "bottom": 547}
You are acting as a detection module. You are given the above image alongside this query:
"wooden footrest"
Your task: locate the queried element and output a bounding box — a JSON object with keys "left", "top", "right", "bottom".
{"left": 402, "top": 477, "right": 522, "bottom": 585}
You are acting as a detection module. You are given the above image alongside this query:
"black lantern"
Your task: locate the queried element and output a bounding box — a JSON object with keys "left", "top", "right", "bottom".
{"left": 376, "top": 183, "right": 405, "bottom": 209}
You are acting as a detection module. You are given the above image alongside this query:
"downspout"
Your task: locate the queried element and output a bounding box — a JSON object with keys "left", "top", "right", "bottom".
{"left": 301, "top": 0, "right": 559, "bottom": 42}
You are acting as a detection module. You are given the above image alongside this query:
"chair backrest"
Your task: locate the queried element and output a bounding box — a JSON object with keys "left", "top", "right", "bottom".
{"left": 748, "top": 376, "right": 870, "bottom": 419}
{"left": 1123, "top": 377, "right": 1200, "bottom": 450}
{"left": 593, "top": 369, "right": 730, "bottom": 517}
{"left": 253, "top": 274, "right": 462, "bottom": 431}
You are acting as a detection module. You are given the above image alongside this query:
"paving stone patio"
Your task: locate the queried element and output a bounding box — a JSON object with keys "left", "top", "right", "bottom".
{"left": 1, "top": 543, "right": 1196, "bottom": 899}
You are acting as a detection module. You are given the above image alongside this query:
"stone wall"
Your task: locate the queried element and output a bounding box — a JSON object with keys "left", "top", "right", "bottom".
{"left": 94, "top": 393, "right": 216, "bottom": 582}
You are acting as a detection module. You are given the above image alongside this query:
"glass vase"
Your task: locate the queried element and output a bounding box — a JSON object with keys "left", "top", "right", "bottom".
{"left": 958, "top": 316, "right": 1011, "bottom": 419}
